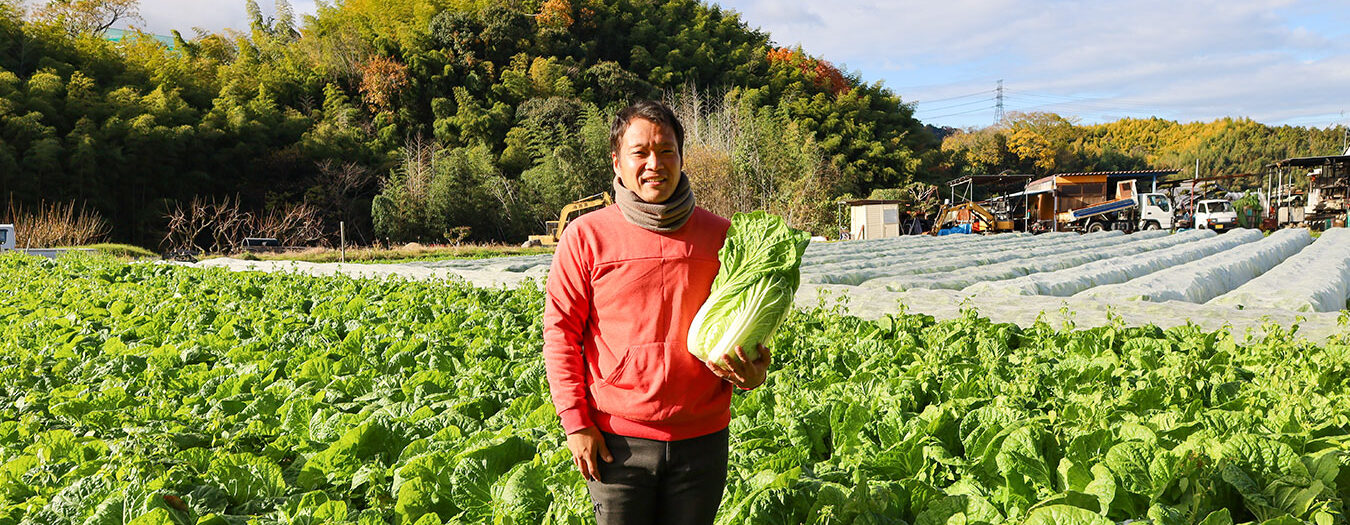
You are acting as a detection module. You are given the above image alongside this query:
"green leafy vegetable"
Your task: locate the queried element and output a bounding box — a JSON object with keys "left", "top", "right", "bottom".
{"left": 1, "top": 253, "right": 1350, "bottom": 523}
{"left": 689, "top": 211, "right": 810, "bottom": 364}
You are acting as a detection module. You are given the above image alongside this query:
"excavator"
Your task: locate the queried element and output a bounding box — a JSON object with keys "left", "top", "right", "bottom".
{"left": 525, "top": 192, "right": 614, "bottom": 246}
{"left": 928, "top": 201, "right": 1013, "bottom": 235}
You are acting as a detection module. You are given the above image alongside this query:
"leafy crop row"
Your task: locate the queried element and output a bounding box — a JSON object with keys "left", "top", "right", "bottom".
{"left": 1, "top": 254, "right": 1349, "bottom": 524}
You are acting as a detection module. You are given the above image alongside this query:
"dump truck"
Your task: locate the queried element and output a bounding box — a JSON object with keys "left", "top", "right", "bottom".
{"left": 1029, "top": 176, "right": 1174, "bottom": 233}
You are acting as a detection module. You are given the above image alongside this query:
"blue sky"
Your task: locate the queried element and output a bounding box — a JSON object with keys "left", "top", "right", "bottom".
{"left": 712, "top": 0, "right": 1350, "bottom": 130}
{"left": 124, "top": 0, "right": 1350, "bottom": 131}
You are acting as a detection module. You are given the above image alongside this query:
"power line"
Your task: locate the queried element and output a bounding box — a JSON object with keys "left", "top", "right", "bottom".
{"left": 1001, "top": 94, "right": 1161, "bottom": 116}
{"left": 922, "top": 106, "right": 996, "bottom": 120}
{"left": 914, "top": 97, "right": 995, "bottom": 113}
{"left": 1004, "top": 90, "right": 1164, "bottom": 111}
{"left": 911, "top": 90, "right": 994, "bottom": 105}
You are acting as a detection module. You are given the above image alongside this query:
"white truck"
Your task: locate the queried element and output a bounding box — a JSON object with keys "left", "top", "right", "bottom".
{"left": 0, "top": 224, "right": 14, "bottom": 251}
{"left": 1055, "top": 179, "right": 1175, "bottom": 233}
{"left": 1192, "top": 199, "right": 1239, "bottom": 231}
{"left": 0, "top": 224, "right": 97, "bottom": 257}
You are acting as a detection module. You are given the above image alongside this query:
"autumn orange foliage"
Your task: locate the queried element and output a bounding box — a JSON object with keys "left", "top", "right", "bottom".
{"left": 539, "top": 0, "right": 575, "bottom": 29}
{"left": 359, "top": 56, "right": 410, "bottom": 111}
{"left": 766, "top": 47, "right": 850, "bottom": 96}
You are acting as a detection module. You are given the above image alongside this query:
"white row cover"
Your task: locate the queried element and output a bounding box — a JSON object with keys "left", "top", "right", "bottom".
{"left": 965, "top": 229, "right": 1222, "bottom": 296}
{"left": 803, "top": 232, "right": 1086, "bottom": 285}
{"left": 1209, "top": 227, "right": 1350, "bottom": 312}
{"left": 866, "top": 229, "right": 1170, "bottom": 291}
{"left": 1076, "top": 228, "right": 1310, "bottom": 304}
{"left": 802, "top": 231, "right": 1031, "bottom": 267}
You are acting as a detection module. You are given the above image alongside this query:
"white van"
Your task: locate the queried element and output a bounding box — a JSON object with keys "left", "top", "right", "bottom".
{"left": 1194, "top": 200, "right": 1239, "bottom": 231}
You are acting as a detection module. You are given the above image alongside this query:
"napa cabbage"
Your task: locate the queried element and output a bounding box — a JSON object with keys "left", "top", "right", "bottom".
{"left": 688, "top": 211, "right": 809, "bottom": 364}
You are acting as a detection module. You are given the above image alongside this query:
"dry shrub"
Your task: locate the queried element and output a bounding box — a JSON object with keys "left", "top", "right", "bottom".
{"left": 682, "top": 144, "right": 742, "bottom": 219}
{"left": 163, "top": 196, "right": 327, "bottom": 254}
{"left": 2, "top": 199, "right": 111, "bottom": 247}
{"left": 254, "top": 202, "right": 327, "bottom": 247}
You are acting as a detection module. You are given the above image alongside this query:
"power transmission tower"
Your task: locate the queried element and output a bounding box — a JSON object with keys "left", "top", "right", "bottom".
{"left": 994, "top": 80, "right": 1005, "bottom": 124}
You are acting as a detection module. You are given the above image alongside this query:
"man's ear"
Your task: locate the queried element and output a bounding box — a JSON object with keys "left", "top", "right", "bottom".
{"left": 611, "top": 151, "right": 622, "bottom": 182}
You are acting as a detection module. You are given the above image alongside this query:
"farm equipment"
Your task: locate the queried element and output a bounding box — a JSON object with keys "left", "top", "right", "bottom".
{"left": 1031, "top": 175, "right": 1174, "bottom": 233}
{"left": 0, "top": 224, "right": 13, "bottom": 251}
{"left": 929, "top": 201, "right": 1012, "bottom": 235}
{"left": 525, "top": 192, "right": 614, "bottom": 246}
{"left": 1267, "top": 150, "right": 1350, "bottom": 230}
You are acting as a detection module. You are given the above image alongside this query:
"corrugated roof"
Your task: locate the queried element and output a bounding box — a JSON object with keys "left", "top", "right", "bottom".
{"left": 1271, "top": 155, "right": 1350, "bottom": 168}
{"left": 1051, "top": 169, "right": 1180, "bottom": 177}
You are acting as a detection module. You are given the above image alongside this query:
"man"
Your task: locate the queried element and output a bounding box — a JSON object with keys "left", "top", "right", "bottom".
{"left": 542, "top": 100, "right": 772, "bottom": 525}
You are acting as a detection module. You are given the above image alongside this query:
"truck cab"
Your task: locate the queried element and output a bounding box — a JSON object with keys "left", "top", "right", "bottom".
{"left": 1138, "top": 193, "right": 1173, "bottom": 230}
{"left": 0, "top": 224, "right": 13, "bottom": 251}
{"left": 1193, "top": 199, "right": 1238, "bottom": 231}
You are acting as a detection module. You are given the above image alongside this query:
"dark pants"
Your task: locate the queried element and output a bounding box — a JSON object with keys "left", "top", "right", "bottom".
{"left": 586, "top": 428, "right": 729, "bottom": 525}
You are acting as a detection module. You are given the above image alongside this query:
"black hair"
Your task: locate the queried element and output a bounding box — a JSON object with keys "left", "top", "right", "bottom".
{"left": 609, "top": 100, "right": 685, "bottom": 155}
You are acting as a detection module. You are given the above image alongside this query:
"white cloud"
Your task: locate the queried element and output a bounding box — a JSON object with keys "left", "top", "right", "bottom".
{"left": 130, "top": 0, "right": 319, "bottom": 35}
{"left": 715, "top": 0, "right": 1350, "bottom": 127}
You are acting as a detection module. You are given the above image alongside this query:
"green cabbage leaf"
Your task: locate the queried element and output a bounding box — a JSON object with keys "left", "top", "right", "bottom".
{"left": 688, "top": 211, "right": 810, "bottom": 364}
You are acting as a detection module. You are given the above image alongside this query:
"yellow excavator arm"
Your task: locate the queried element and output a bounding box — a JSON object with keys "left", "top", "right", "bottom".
{"left": 929, "top": 202, "right": 997, "bottom": 235}
{"left": 527, "top": 192, "right": 614, "bottom": 246}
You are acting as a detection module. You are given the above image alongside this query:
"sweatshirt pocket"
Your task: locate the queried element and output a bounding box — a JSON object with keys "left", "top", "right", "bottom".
{"left": 598, "top": 342, "right": 665, "bottom": 392}
{"left": 592, "top": 342, "right": 675, "bottom": 422}
{"left": 592, "top": 342, "right": 726, "bottom": 424}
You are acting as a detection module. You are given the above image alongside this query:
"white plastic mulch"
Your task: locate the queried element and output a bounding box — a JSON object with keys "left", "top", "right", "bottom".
{"left": 1075, "top": 228, "right": 1311, "bottom": 304}
{"left": 1209, "top": 228, "right": 1350, "bottom": 312}
{"left": 965, "top": 228, "right": 1249, "bottom": 297}
{"left": 868, "top": 229, "right": 1170, "bottom": 291}
{"left": 189, "top": 228, "right": 1350, "bottom": 343}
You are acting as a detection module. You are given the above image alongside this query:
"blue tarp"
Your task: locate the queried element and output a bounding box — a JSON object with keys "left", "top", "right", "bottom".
{"left": 938, "top": 224, "right": 973, "bottom": 236}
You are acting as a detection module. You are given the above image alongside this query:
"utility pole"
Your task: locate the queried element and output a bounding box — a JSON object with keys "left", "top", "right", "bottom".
{"left": 994, "top": 79, "right": 1005, "bottom": 125}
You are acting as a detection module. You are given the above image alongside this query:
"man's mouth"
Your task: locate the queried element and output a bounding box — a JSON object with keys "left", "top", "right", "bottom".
{"left": 641, "top": 176, "right": 666, "bottom": 186}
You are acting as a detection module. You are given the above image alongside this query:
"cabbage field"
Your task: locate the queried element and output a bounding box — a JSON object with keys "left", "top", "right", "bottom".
{"left": 4, "top": 250, "right": 1350, "bottom": 524}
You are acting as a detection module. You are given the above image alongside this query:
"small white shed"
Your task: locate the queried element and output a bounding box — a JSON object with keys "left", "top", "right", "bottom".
{"left": 846, "top": 200, "right": 902, "bottom": 240}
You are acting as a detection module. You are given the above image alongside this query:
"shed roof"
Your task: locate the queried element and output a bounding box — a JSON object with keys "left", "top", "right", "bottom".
{"left": 1051, "top": 169, "right": 1180, "bottom": 178}
{"left": 844, "top": 199, "right": 903, "bottom": 206}
{"left": 947, "top": 174, "right": 1035, "bottom": 187}
{"left": 1270, "top": 155, "right": 1350, "bottom": 168}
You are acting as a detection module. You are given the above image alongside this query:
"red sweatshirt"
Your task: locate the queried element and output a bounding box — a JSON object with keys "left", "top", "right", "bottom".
{"left": 543, "top": 205, "right": 732, "bottom": 441}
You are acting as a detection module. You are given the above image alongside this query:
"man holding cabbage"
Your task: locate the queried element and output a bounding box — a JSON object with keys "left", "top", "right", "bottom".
{"left": 542, "top": 100, "right": 773, "bottom": 524}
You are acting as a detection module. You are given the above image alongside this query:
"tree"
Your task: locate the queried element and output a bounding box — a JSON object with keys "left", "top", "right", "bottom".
{"left": 33, "top": 0, "right": 141, "bottom": 36}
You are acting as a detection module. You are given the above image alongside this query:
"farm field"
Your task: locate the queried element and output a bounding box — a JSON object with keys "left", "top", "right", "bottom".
{"left": 3, "top": 253, "right": 1350, "bottom": 524}
{"left": 203, "top": 228, "right": 1350, "bottom": 342}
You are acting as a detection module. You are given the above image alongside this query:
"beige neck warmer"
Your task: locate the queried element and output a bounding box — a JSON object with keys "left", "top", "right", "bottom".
{"left": 612, "top": 173, "right": 695, "bottom": 232}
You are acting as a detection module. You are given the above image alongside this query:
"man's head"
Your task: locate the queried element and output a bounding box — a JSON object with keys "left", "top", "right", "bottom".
{"left": 611, "top": 100, "right": 684, "bottom": 203}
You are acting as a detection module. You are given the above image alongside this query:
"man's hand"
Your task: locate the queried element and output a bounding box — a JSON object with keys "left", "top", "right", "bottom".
{"left": 706, "top": 343, "right": 772, "bottom": 390}
{"left": 566, "top": 426, "right": 612, "bottom": 482}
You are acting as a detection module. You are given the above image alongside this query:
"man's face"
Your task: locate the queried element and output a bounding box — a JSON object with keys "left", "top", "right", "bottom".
{"left": 612, "top": 117, "right": 682, "bottom": 203}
